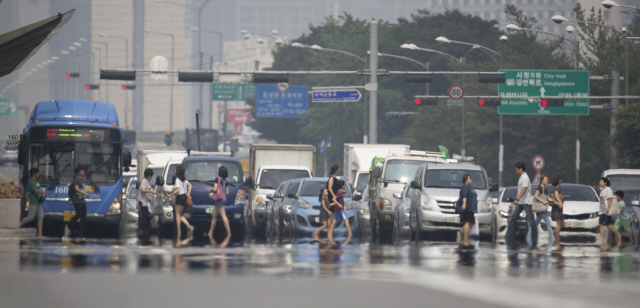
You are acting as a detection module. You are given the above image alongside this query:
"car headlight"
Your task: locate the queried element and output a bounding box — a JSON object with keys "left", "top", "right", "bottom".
{"left": 590, "top": 212, "right": 598, "bottom": 219}
{"left": 499, "top": 210, "right": 509, "bottom": 219}
{"left": 360, "top": 208, "right": 369, "bottom": 215}
{"left": 420, "top": 194, "right": 435, "bottom": 211}
{"left": 234, "top": 189, "right": 246, "bottom": 204}
{"left": 256, "top": 201, "right": 267, "bottom": 210}
{"left": 403, "top": 206, "right": 410, "bottom": 214}
{"left": 296, "top": 199, "right": 309, "bottom": 209}
{"left": 282, "top": 204, "right": 293, "bottom": 215}
{"left": 344, "top": 201, "right": 353, "bottom": 210}
{"left": 107, "top": 194, "right": 122, "bottom": 215}
{"left": 379, "top": 198, "right": 392, "bottom": 211}
{"left": 479, "top": 198, "right": 492, "bottom": 213}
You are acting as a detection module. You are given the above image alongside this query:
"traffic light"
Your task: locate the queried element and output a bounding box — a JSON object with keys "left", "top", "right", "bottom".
{"left": 252, "top": 73, "right": 288, "bottom": 84}
{"left": 477, "top": 98, "right": 501, "bottom": 106}
{"left": 121, "top": 85, "right": 136, "bottom": 90}
{"left": 406, "top": 73, "right": 434, "bottom": 83}
{"left": 85, "top": 84, "right": 99, "bottom": 90}
{"left": 414, "top": 97, "right": 437, "bottom": 106}
{"left": 178, "top": 71, "right": 214, "bottom": 82}
{"left": 66, "top": 72, "right": 79, "bottom": 78}
{"left": 540, "top": 98, "right": 564, "bottom": 107}
{"left": 100, "top": 69, "right": 136, "bottom": 81}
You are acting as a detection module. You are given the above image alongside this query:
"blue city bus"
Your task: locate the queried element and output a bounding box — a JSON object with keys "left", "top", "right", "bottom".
{"left": 19, "top": 100, "right": 132, "bottom": 236}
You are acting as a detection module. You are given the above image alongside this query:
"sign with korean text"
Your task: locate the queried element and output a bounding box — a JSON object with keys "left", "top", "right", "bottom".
{"left": 227, "top": 109, "right": 252, "bottom": 123}
{"left": 312, "top": 90, "right": 361, "bottom": 103}
{"left": 212, "top": 83, "right": 256, "bottom": 101}
{"left": 0, "top": 98, "right": 17, "bottom": 117}
{"left": 498, "top": 70, "right": 589, "bottom": 115}
{"left": 256, "top": 85, "right": 308, "bottom": 118}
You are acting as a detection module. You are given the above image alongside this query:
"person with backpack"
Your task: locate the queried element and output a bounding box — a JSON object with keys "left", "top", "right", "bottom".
{"left": 206, "top": 166, "right": 231, "bottom": 242}
{"left": 64, "top": 166, "right": 90, "bottom": 240}
{"left": 20, "top": 168, "right": 51, "bottom": 237}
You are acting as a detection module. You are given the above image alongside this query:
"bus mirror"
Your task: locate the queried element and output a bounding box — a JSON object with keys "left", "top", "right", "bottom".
{"left": 123, "top": 151, "right": 132, "bottom": 167}
{"left": 155, "top": 176, "right": 165, "bottom": 186}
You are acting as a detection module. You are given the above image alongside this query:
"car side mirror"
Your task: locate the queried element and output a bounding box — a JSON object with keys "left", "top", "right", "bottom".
{"left": 372, "top": 166, "right": 383, "bottom": 179}
{"left": 392, "top": 192, "right": 402, "bottom": 199}
{"left": 287, "top": 193, "right": 297, "bottom": 198}
{"left": 155, "top": 176, "right": 165, "bottom": 186}
{"left": 274, "top": 192, "right": 283, "bottom": 199}
{"left": 353, "top": 193, "right": 362, "bottom": 201}
{"left": 632, "top": 200, "right": 640, "bottom": 207}
{"left": 266, "top": 194, "right": 274, "bottom": 200}
{"left": 490, "top": 183, "right": 499, "bottom": 192}
{"left": 123, "top": 151, "right": 132, "bottom": 167}
{"left": 492, "top": 198, "right": 498, "bottom": 205}
{"left": 410, "top": 180, "right": 420, "bottom": 189}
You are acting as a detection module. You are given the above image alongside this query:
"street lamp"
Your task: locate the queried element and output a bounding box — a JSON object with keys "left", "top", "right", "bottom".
{"left": 145, "top": 28, "right": 175, "bottom": 131}
{"left": 551, "top": 14, "right": 629, "bottom": 106}
{"left": 435, "top": 36, "right": 501, "bottom": 62}
{"left": 506, "top": 23, "right": 579, "bottom": 69}
{"left": 400, "top": 43, "right": 462, "bottom": 63}
{"left": 369, "top": 51, "right": 428, "bottom": 70}
{"left": 602, "top": 0, "right": 640, "bottom": 10}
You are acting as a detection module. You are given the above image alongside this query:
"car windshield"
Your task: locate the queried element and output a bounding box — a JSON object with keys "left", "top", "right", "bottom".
{"left": 383, "top": 160, "right": 425, "bottom": 183}
{"left": 424, "top": 169, "right": 487, "bottom": 190}
{"left": 300, "top": 181, "right": 325, "bottom": 197}
{"left": 501, "top": 187, "right": 518, "bottom": 202}
{"left": 563, "top": 185, "right": 598, "bottom": 202}
{"left": 185, "top": 160, "right": 242, "bottom": 184}
{"left": 166, "top": 164, "right": 179, "bottom": 185}
{"left": 258, "top": 169, "right": 310, "bottom": 190}
{"left": 355, "top": 173, "right": 369, "bottom": 191}
{"left": 608, "top": 175, "right": 640, "bottom": 191}
{"left": 285, "top": 182, "right": 300, "bottom": 197}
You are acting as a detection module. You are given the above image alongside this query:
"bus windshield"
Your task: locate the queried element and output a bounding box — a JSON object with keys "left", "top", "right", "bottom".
{"left": 27, "top": 127, "right": 122, "bottom": 185}
{"left": 184, "top": 160, "right": 242, "bottom": 184}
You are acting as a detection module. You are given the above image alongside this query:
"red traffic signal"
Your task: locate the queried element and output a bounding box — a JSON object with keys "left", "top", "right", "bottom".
{"left": 541, "top": 100, "right": 548, "bottom": 107}
{"left": 66, "top": 72, "right": 79, "bottom": 78}
{"left": 413, "top": 97, "right": 437, "bottom": 106}
{"left": 85, "top": 84, "right": 99, "bottom": 90}
{"left": 414, "top": 98, "right": 422, "bottom": 105}
{"left": 540, "top": 98, "right": 564, "bottom": 107}
{"left": 121, "top": 85, "right": 137, "bottom": 90}
{"left": 477, "top": 98, "right": 501, "bottom": 106}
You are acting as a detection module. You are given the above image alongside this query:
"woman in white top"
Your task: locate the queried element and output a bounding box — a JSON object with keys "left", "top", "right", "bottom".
{"left": 167, "top": 166, "right": 195, "bottom": 241}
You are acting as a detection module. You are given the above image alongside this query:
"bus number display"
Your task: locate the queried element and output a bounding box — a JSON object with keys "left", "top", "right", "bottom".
{"left": 41, "top": 128, "right": 104, "bottom": 142}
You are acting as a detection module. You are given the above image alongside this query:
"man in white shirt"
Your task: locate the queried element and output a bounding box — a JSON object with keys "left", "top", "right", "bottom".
{"left": 505, "top": 162, "right": 537, "bottom": 250}
{"left": 137, "top": 168, "right": 157, "bottom": 239}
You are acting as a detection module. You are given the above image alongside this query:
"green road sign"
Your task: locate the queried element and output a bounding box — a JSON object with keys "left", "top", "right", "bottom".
{"left": 212, "top": 83, "right": 256, "bottom": 101}
{"left": 498, "top": 70, "right": 589, "bottom": 115}
{"left": 0, "top": 98, "right": 17, "bottom": 117}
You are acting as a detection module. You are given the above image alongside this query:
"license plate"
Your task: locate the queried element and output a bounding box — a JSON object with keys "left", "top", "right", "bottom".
{"left": 385, "top": 214, "right": 391, "bottom": 221}
{"left": 565, "top": 221, "right": 584, "bottom": 228}
{"left": 205, "top": 206, "right": 215, "bottom": 214}
{"left": 63, "top": 211, "right": 76, "bottom": 222}
{"left": 314, "top": 217, "right": 319, "bottom": 223}
{"left": 446, "top": 216, "right": 460, "bottom": 223}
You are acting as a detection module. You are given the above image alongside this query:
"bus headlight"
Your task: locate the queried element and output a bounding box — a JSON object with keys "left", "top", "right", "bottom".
{"left": 107, "top": 195, "right": 122, "bottom": 215}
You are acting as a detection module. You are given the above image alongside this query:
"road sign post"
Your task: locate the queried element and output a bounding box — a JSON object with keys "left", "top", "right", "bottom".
{"left": 498, "top": 70, "right": 589, "bottom": 115}
{"left": 532, "top": 155, "right": 545, "bottom": 185}
{"left": 312, "top": 90, "right": 362, "bottom": 103}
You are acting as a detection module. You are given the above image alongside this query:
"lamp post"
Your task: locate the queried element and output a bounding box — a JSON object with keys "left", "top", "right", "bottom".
{"left": 551, "top": 15, "right": 628, "bottom": 106}
{"left": 400, "top": 43, "right": 462, "bottom": 63}
{"left": 145, "top": 28, "right": 175, "bottom": 131}
{"left": 99, "top": 32, "right": 130, "bottom": 128}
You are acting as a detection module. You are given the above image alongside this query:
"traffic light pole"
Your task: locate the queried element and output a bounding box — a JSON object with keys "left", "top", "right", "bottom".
{"left": 369, "top": 21, "right": 378, "bottom": 144}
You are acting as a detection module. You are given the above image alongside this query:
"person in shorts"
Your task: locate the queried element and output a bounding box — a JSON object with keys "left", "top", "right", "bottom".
{"left": 20, "top": 168, "right": 51, "bottom": 237}
{"left": 206, "top": 166, "right": 231, "bottom": 242}
{"left": 550, "top": 175, "right": 565, "bottom": 247}
{"left": 459, "top": 174, "right": 477, "bottom": 247}
{"left": 166, "top": 166, "right": 195, "bottom": 241}
{"left": 312, "top": 188, "right": 332, "bottom": 243}
{"left": 327, "top": 180, "right": 352, "bottom": 245}
{"left": 614, "top": 190, "right": 633, "bottom": 246}
{"left": 599, "top": 177, "right": 620, "bottom": 249}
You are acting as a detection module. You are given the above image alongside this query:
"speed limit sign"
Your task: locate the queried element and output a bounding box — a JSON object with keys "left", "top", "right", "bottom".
{"left": 448, "top": 85, "right": 464, "bottom": 100}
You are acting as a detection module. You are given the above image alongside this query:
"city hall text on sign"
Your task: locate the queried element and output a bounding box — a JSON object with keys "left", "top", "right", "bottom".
{"left": 498, "top": 70, "right": 589, "bottom": 116}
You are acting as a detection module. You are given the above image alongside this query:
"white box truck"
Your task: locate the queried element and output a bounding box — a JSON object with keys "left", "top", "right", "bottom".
{"left": 245, "top": 144, "right": 316, "bottom": 237}
{"left": 343, "top": 143, "right": 410, "bottom": 195}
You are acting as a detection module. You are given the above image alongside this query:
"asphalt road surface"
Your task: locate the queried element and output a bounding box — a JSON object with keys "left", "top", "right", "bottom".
{"left": 1, "top": 234, "right": 640, "bottom": 308}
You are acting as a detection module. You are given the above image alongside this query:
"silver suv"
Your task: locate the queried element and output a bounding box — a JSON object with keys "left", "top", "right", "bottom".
{"left": 409, "top": 163, "right": 498, "bottom": 240}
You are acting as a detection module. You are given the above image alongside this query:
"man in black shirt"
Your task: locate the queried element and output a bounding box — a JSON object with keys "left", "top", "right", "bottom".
{"left": 64, "top": 166, "right": 90, "bottom": 240}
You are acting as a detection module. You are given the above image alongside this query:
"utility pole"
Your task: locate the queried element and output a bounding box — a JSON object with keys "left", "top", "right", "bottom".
{"left": 369, "top": 21, "right": 378, "bottom": 144}
{"left": 610, "top": 70, "right": 619, "bottom": 169}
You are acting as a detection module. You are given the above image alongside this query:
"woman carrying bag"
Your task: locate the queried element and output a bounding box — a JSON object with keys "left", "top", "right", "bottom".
{"left": 528, "top": 175, "right": 555, "bottom": 248}
{"left": 166, "top": 166, "right": 195, "bottom": 242}
{"left": 207, "top": 166, "right": 231, "bottom": 242}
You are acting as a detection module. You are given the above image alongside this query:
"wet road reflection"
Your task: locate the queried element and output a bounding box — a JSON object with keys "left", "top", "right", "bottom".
{"left": 13, "top": 236, "right": 640, "bottom": 283}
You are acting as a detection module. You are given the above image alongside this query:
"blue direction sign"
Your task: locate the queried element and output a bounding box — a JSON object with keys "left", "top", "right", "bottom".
{"left": 312, "top": 90, "right": 361, "bottom": 103}
{"left": 256, "top": 85, "right": 308, "bottom": 118}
